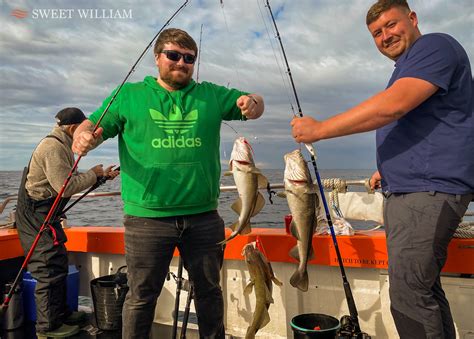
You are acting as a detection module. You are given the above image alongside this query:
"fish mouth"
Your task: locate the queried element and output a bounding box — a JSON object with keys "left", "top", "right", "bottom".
{"left": 288, "top": 179, "right": 308, "bottom": 185}
{"left": 241, "top": 241, "right": 257, "bottom": 257}
{"left": 284, "top": 150, "right": 310, "bottom": 182}
{"left": 230, "top": 137, "right": 255, "bottom": 166}
{"left": 234, "top": 160, "right": 251, "bottom": 165}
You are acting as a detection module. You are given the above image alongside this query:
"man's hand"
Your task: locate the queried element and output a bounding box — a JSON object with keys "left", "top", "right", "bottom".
{"left": 236, "top": 94, "right": 264, "bottom": 119}
{"left": 290, "top": 116, "right": 321, "bottom": 143}
{"left": 73, "top": 126, "right": 103, "bottom": 156}
{"left": 90, "top": 164, "right": 104, "bottom": 178}
{"left": 104, "top": 165, "right": 120, "bottom": 180}
{"left": 369, "top": 170, "right": 382, "bottom": 190}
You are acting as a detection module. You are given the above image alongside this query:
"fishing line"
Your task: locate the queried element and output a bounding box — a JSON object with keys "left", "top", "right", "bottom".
{"left": 222, "top": 121, "right": 239, "bottom": 135}
{"left": 219, "top": 1, "right": 243, "bottom": 89}
{"left": 257, "top": 0, "right": 296, "bottom": 116}
{"left": 0, "top": 0, "right": 190, "bottom": 317}
{"left": 264, "top": 0, "right": 364, "bottom": 334}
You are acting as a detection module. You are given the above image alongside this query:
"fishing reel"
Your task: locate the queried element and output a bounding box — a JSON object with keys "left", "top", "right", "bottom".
{"left": 337, "top": 315, "right": 372, "bottom": 339}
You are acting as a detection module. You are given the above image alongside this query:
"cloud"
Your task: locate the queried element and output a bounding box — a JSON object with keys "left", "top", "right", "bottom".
{"left": 1, "top": 0, "right": 472, "bottom": 170}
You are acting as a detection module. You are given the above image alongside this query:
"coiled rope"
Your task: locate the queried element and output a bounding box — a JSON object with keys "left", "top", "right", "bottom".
{"left": 321, "top": 178, "right": 347, "bottom": 211}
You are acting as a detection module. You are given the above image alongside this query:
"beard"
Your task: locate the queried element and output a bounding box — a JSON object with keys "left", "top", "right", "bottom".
{"left": 160, "top": 65, "right": 193, "bottom": 89}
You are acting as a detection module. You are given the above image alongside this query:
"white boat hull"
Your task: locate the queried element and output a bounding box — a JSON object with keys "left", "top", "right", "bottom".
{"left": 69, "top": 251, "right": 474, "bottom": 338}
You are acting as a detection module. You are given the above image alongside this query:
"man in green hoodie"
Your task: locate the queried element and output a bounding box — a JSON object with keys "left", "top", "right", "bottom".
{"left": 73, "top": 28, "right": 264, "bottom": 338}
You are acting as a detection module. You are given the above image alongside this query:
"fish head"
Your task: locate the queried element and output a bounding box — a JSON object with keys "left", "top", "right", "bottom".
{"left": 241, "top": 242, "right": 260, "bottom": 263}
{"left": 229, "top": 137, "right": 255, "bottom": 170}
{"left": 283, "top": 149, "right": 312, "bottom": 186}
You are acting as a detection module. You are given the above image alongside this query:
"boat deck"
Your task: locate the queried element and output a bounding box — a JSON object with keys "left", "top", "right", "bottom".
{"left": 1, "top": 316, "right": 204, "bottom": 339}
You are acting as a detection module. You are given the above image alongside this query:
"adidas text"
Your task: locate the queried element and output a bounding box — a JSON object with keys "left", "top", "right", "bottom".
{"left": 152, "top": 136, "right": 202, "bottom": 148}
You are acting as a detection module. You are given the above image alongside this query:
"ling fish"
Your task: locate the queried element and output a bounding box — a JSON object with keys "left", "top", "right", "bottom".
{"left": 219, "top": 137, "right": 268, "bottom": 245}
{"left": 242, "top": 242, "right": 282, "bottom": 339}
{"left": 281, "top": 149, "right": 319, "bottom": 292}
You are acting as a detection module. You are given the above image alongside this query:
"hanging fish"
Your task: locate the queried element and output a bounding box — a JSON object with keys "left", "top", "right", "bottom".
{"left": 242, "top": 242, "right": 282, "bottom": 339}
{"left": 220, "top": 137, "right": 268, "bottom": 245}
{"left": 279, "top": 149, "right": 319, "bottom": 292}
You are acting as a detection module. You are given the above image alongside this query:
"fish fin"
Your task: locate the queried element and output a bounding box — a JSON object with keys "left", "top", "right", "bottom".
{"left": 289, "top": 245, "right": 299, "bottom": 261}
{"left": 271, "top": 276, "right": 283, "bottom": 286}
{"left": 229, "top": 221, "right": 239, "bottom": 232}
{"left": 231, "top": 198, "right": 242, "bottom": 214}
{"left": 243, "top": 281, "right": 254, "bottom": 295}
{"left": 257, "top": 173, "right": 269, "bottom": 189}
{"left": 264, "top": 285, "right": 274, "bottom": 304}
{"left": 240, "top": 222, "right": 252, "bottom": 235}
{"left": 261, "top": 307, "right": 271, "bottom": 328}
{"left": 276, "top": 191, "right": 287, "bottom": 198}
{"left": 223, "top": 171, "right": 233, "bottom": 176}
{"left": 266, "top": 262, "right": 283, "bottom": 286}
{"left": 290, "top": 221, "right": 300, "bottom": 240}
{"left": 218, "top": 230, "right": 237, "bottom": 245}
{"left": 250, "top": 192, "right": 266, "bottom": 217}
{"left": 290, "top": 269, "right": 309, "bottom": 292}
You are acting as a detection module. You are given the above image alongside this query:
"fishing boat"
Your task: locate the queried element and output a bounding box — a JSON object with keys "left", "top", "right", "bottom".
{"left": 1, "top": 179, "right": 473, "bottom": 338}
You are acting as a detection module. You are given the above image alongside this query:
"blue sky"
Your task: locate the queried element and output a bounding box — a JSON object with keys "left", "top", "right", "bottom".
{"left": 1, "top": 0, "right": 473, "bottom": 170}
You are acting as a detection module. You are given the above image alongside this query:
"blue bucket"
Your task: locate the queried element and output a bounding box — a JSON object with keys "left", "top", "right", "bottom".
{"left": 291, "top": 313, "right": 340, "bottom": 339}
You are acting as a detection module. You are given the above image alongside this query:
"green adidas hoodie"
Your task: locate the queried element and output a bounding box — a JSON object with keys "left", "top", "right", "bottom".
{"left": 89, "top": 76, "right": 246, "bottom": 217}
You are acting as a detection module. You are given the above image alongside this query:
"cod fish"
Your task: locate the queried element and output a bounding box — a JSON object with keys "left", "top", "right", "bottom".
{"left": 281, "top": 149, "right": 319, "bottom": 292}
{"left": 219, "top": 137, "right": 268, "bottom": 245}
{"left": 242, "top": 242, "right": 282, "bottom": 339}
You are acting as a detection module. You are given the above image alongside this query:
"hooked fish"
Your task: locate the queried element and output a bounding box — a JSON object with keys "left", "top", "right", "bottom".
{"left": 219, "top": 137, "right": 268, "bottom": 245}
{"left": 280, "top": 149, "right": 319, "bottom": 292}
{"left": 242, "top": 242, "right": 282, "bottom": 339}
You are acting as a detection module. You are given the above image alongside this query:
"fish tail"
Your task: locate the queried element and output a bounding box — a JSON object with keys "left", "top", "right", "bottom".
{"left": 290, "top": 269, "right": 309, "bottom": 292}
{"left": 217, "top": 231, "right": 237, "bottom": 246}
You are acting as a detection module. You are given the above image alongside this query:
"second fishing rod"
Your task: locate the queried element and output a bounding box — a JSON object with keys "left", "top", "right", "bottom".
{"left": 264, "top": 0, "right": 370, "bottom": 337}
{"left": 0, "top": 1, "right": 190, "bottom": 317}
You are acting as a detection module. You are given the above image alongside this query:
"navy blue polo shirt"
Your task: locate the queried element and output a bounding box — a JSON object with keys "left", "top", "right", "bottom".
{"left": 376, "top": 33, "right": 474, "bottom": 194}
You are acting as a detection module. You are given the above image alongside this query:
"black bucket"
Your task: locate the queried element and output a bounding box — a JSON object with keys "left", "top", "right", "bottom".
{"left": 90, "top": 266, "right": 128, "bottom": 331}
{"left": 291, "top": 313, "right": 340, "bottom": 339}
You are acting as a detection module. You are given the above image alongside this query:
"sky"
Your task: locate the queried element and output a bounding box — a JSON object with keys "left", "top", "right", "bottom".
{"left": 1, "top": 0, "right": 473, "bottom": 171}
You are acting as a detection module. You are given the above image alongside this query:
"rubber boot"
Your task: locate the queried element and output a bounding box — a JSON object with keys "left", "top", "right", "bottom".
{"left": 36, "top": 323, "right": 80, "bottom": 338}
{"left": 64, "top": 311, "right": 87, "bottom": 325}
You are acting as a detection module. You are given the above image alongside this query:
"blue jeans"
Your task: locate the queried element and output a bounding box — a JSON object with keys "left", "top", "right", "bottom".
{"left": 122, "top": 210, "right": 225, "bottom": 339}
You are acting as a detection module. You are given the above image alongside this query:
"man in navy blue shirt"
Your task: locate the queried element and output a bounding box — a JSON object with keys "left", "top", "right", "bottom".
{"left": 291, "top": 0, "right": 473, "bottom": 338}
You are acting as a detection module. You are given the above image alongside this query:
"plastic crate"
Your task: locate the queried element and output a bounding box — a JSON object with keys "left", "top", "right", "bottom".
{"left": 22, "top": 265, "right": 79, "bottom": 322}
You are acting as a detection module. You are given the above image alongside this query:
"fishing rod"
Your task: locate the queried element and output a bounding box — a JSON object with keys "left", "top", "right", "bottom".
{"left": 196, "top": 23, "right": 203, "bottom": 83}
{"left": 264, "top": 1, "right": 368, "bottom": 337}
{"left": 60, "top": 166, "right": 120, "bottom": 215}
{"left": 0, "top": 1, "right": 189, "bottom": 317}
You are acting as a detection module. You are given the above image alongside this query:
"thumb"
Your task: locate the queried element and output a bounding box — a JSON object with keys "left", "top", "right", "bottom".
{"left": 93, "top": 127, "right": 103, "bottom": 139}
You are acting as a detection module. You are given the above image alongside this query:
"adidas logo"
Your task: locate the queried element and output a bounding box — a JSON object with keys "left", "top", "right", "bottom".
{"left": 149, "top": 106, "right": 201, "bottom": 149}
{"left": 149, "top": 105, "right": 197, "bottom": 135}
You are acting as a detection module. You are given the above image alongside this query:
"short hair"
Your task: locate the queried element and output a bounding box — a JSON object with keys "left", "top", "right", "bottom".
{"left": 366, "top": 0, "right": 411, "bottom": 25}
{"left": 153, "top": 28, "right": 198, "bottom": 56}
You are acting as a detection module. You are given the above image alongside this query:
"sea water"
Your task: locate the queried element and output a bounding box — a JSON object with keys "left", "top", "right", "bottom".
{"left": 2, "top": 169, "right": 470, "bottom": 229}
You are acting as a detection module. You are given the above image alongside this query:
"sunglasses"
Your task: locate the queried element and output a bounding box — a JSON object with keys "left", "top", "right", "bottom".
{"left": 160, "top": 50, "right": 196, "bottom": 64}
